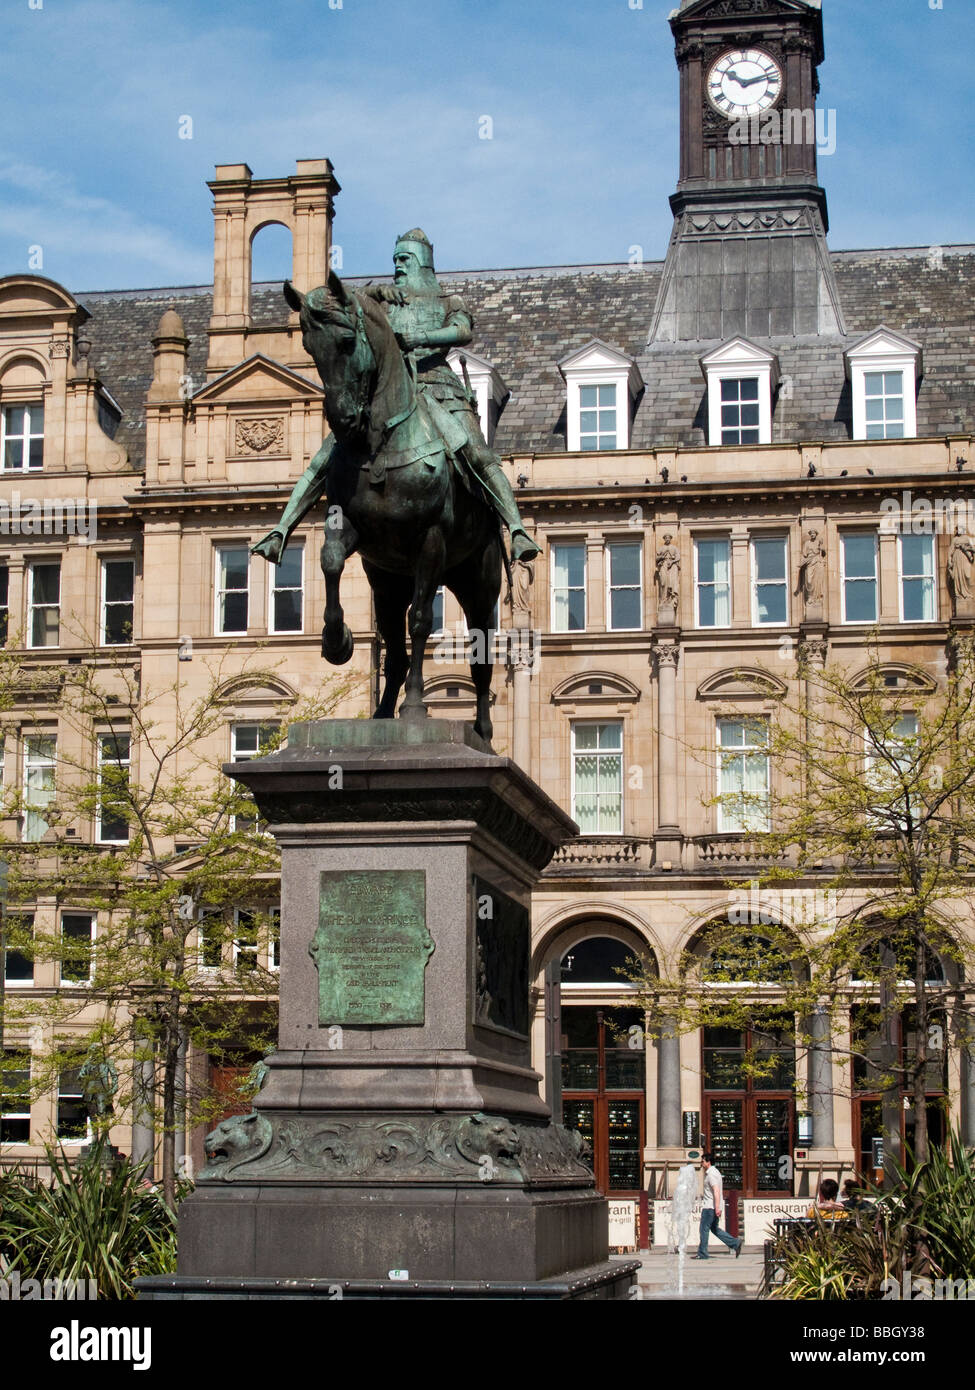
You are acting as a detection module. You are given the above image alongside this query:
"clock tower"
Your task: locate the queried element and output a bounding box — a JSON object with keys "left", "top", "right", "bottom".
{"left": 650, "top": 0, "right": 845, "bottom": 343}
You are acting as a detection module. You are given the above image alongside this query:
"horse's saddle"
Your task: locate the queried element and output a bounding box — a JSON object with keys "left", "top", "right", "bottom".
{"left": 364, "top": 392, "right": 467, "bottom": 486}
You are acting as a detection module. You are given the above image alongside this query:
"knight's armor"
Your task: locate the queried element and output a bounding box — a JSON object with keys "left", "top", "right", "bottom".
{"left": 374, "top": 229, "right": 540, "bottom": 562}
{"left": 252, "top": 228, "right": 540, "bottom": 565}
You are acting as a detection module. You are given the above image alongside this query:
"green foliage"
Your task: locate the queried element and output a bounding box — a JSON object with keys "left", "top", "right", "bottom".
{"left": 768, "top": 1128, "right": 975, "bottom": 1298}
{"left": 0, "top": 1139, "right": 180, "bottom": 1299}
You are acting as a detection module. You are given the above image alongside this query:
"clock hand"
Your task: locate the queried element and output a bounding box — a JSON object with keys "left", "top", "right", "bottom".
{"left": 734, "top": 72, "right": 769, "bottom": 88}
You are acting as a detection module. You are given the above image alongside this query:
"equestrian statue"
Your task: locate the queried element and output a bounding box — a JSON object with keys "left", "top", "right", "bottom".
{"left": 252, "top": 228, "right": 539, "bottom": 744}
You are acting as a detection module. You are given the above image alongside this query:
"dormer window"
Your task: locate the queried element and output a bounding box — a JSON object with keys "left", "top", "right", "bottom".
{"left": 558, "top": 340, "right": 643, "bottom": 452}
{"left": 700, "top": 338, "right": 779, "bottom": 447}
{"left": 2, "top": 403, "right": 44, "bottom": 471}
{"left": 844, "top": 328, "right": 922, "bottom": 442}
{"left": 447, "top": 349, "right": 508, "bottom": 447}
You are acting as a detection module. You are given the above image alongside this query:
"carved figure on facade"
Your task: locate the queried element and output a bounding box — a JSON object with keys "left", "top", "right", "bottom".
{"left": 948, "top": 525, "right": 975, "bottom": 606}
{"left": 510, "top": 557, "right": 534, "bottom": 623}
{"left": 798, "top": 526, "right": 826, "bottom": 607}
{"left": 655, "top": 533, "right": 680, "bottom": 612}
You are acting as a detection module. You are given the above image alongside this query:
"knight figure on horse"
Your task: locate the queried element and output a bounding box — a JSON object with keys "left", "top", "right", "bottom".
{"left": 251, "top": 228, "right": 540, "bottom": 743}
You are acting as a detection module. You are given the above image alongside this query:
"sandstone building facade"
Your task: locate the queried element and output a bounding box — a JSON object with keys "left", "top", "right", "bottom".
{"left": 2, "top": 0, "right": 975, "bottom": 1203}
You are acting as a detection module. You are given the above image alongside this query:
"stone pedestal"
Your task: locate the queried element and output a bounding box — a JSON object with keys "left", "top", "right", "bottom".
{"left": 140, "top": 720, "right": 635, "bottom": 1300}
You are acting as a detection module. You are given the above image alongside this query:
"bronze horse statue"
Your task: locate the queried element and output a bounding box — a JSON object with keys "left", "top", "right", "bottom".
{"left": 275, "top": 273, "right": 503, "bottom": 743}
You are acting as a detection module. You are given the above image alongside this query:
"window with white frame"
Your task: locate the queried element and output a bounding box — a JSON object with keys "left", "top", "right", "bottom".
{"left": 558, "top": 340, "right": 643, "bottom": 452}
{"left": 717, "top": 718, "right": 770, "bottom": 833}
{"left": 606, "top": 542, "right": 642, "bottom": 630}
{"left": 751, "top": 537, "right": 788, "bottom": 626}
{"left": 0, "top": 563, "right": 8, "bottom": 645}
{"left": 101, "top": 559, "right": 135, "bottom": 645}
{"left": 841, "top": 533, "right": 878, "bottom": 623}
{"left": 865, "top": 713, "right": 919, "bottom": 829}
{"left": 845, "top": 329, "right": 921, "bottom": 443}
{"left": 215, "top": 547, "right": 249, "bottom": 635}
{"left": 571, "top": 722, "right": 623, "bottom": 835}
{"left": 233, "top": 908, "right": 258, "bottom": 973}
{"left": 28, "top": 562, "right": 60, "bottom": 648}
{"left": 230, "top": 724, "right": 277, "bottom": 832}
{"left": 0, "top": 1050, "right": 31, "bottom": 1143}
{"left": 579, "top": 385, "right": 617, "bottom": 451}
{"left": 863, "top": 372, "right": 905, "bottom": 440}
{"left": 551, "top": 543, "right": 586, "bottom": 631}
{"left": 3, "top": 912, "right": 34, "bottom": 988}
{"left": 719, "top": 378, "right": 760, "bottom": 445}
{"left": 899, "top": 534, "right": 936, "bottom": 622}
{"left": 60, "top": 913, "right": 94, "bottom": 986}
{"left": 695, "top": 538, "right": 731, "bottom": 628}
{"left": 23, "top": 735, "right": 56, "bottom": 842}
{"left": 269, "top": 544, "right": 303, "bottom": 633}
{"left": 97, "top": 733, "right": 130, "bottom": 844}
{"left": 701, "top": 339, "right": 779, "bottom": 447}
{"left": 2, "top": 402, "right": 44, "bottom": 471}
{"left": 56, "top": 1068, "right": 89, "bottom": 1142}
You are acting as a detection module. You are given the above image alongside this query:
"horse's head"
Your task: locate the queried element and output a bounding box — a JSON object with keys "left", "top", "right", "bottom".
{"left": 285, "top": 274, "right": 374, "bottom": 440}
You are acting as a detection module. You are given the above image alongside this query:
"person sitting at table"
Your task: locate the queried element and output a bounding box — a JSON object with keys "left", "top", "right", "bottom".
{"left": 806, "top": 1179, "right": 847, "bottom": 1220}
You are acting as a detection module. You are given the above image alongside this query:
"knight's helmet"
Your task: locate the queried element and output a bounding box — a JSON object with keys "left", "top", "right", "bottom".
{"left": 395, "top": 228, "right": 435, "bottom": 271}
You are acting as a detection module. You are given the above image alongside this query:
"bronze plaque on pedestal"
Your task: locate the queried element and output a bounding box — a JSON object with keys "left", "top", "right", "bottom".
{"left": 310, "top": 869, "right": 433, "bottom": 1025}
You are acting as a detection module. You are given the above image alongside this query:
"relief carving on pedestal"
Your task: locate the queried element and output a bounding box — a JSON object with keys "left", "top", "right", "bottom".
{"left": 199, "top": 1109, "right": 594, "bottom": 1185}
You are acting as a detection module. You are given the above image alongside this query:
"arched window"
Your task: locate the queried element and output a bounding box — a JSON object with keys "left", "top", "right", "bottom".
{"left": 695, "top": 923, "right": 801, "bottom": 986}
{"left": 250, "top": 223, "right": 293, "bottom": 325}
{"left": 560, "top": 936, "right": 640, "bottom": 985}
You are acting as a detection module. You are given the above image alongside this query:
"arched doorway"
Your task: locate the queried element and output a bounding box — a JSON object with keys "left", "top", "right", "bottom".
{"left": 693, "top": 924, "right": 804, "bottom": 1197}
{"left": 556, "top": 933, "right": 650, "bottom": 1196}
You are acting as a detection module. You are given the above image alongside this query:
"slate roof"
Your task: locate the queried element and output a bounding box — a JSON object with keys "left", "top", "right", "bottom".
{"left": 76, "top": 243, "right": 975, "bottom": 467}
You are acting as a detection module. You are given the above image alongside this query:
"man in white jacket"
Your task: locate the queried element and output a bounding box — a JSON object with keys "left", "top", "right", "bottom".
{"left": 692, "top": 1152, "right": 744, "bottom": 1259}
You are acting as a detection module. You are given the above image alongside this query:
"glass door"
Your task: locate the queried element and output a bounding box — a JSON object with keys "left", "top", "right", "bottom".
{"left": 562, "top": 1006, "right": 645, "bottom": 1194}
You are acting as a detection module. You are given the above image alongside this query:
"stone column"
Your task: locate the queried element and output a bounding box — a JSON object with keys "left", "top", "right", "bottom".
{"left": 653, "top": 642, "right": 682, "bottom": 866}
{"left": 130, "top": 1026, "right": 155, "bottom": 1169}
{"left": 512, "top": 651, "right": 532, "bottom": 774}
{"left": 808, "top": 1007, "right": 834, "bottom": 1149}
{"left": 656, "top": 1018, "right": 682, "bottom": 1149}
{"left": 731, "top": 529, "right": 750, "bottom": 626}
{"left": 586, "top": 536, "right": 605, "bottom": 631}
{"left": 962, "top": 1040, "right": 975, "bottom": 1148}
{"left": 510, "top": 558, "right": 535, "bottom": 776}
{"left": 879, "top": 531, "right": 899, "bottom": 622}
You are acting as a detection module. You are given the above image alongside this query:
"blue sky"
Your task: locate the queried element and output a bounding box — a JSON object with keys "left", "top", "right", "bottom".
{"left": 0, "top": 0, "right": 972, "bottom": 291}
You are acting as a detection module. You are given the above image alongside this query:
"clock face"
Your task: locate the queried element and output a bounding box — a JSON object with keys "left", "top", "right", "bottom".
{"left": 707, "top": 49, "right": 782, "bottom": 118}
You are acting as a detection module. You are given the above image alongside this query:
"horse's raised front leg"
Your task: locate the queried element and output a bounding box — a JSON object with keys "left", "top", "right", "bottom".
{"left": 320, "top": 517, "right": 358, "bottom": 665}
{"left": 399, "top": 527, "right": 446, "bottom": 722}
